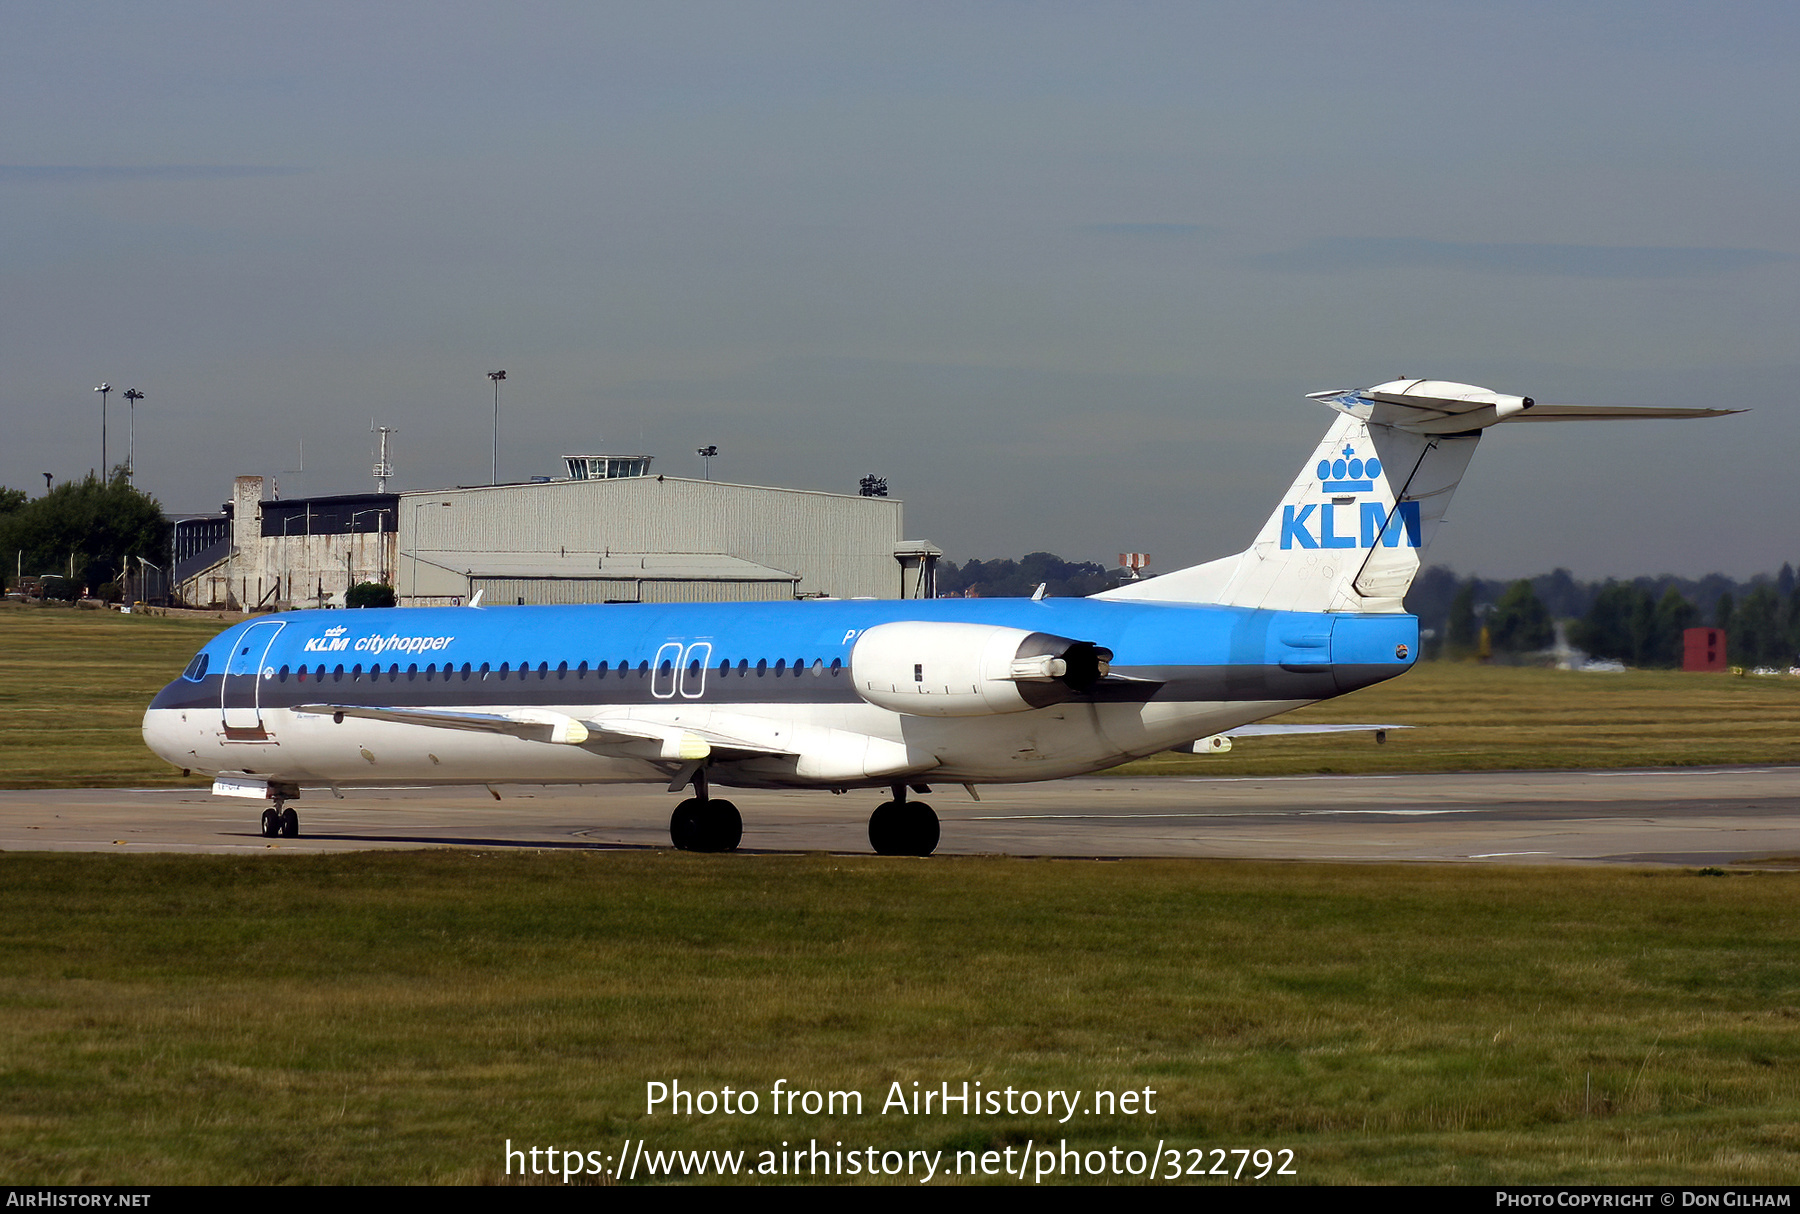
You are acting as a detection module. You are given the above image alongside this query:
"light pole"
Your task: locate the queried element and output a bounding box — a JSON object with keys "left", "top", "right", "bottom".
{"left": 349, "top": 508, "right": 394, "bottom": 587}
{"left": 123, "top": 389, "right": 144, "bottom": 486}
{"left": 486, "top": 371, "right": 506, "bottom": 485}
{"left": 277, "top": 511, "right": 312, "bottom": 608}
{"left": 94, "top": 383, "right": 111, "bottom": 479}
{"left": 409, "top": 500, "right": 452, "bottom": 604}
{"left": 697, "top": 445, "right": 718, "bottom": 480}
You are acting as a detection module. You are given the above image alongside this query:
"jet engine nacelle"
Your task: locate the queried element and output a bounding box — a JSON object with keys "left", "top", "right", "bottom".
{"left": 850, "top": 621, "right": 1111, "bottom": 717}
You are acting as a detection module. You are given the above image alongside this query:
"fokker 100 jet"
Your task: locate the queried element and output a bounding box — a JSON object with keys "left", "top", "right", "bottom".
{"left": 144, "top": 380, "right": 1733, "bottom": 854}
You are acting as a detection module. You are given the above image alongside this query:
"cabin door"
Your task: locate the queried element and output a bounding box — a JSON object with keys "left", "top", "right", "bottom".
{"left": 221, "top": 620, "right": 285, "bottom": 734}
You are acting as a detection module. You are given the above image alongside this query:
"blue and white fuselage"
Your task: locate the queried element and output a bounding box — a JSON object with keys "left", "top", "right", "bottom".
{"left": 143, "top": 596, "right": 1416, "bottom": 790}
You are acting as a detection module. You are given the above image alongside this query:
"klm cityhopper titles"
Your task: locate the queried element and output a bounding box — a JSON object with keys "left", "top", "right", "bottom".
{"left": 144, "top": 379, "right": 1735, "bottom": 855}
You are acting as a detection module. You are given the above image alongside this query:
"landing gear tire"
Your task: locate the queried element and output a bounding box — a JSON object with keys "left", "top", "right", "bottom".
{"left": 670, "top": 798, "right": 703, "bottom": 851}
{"left": 700, "top": 799, "right": 742, "bottom": 852}
{"left": 670, "top": 798, "right": 743, "bottom": 853}
{"left": 260, "top": 808, "right": 280, "bottom": 838}
{"left": 280, "top": 807, "right": 299, "bottom": 838}
{"left": 869, "top": 800, "right": 938, "bottom": 857}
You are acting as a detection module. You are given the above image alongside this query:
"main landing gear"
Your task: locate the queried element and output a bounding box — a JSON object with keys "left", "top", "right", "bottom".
{"left": 668, "top": 768, "right": 742, "bottom": 853}
{"left": 868, "top": 784, "right": 939, "bottom": 857}
{"left": 259, "top": 786, "right": 300, "bottom": 839}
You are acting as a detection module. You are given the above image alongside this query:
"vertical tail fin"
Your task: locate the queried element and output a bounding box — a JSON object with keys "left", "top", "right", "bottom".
{"left": 1099, "top": 379, "right": 1739, "bottom": 612}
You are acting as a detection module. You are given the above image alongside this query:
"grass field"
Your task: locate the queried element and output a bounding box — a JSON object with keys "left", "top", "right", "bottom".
{"left": 2, "top": 851, "right": 1796, "bottom": 1185}
{"left": 6, "top": 602, "right": 1800, "bottom": 788}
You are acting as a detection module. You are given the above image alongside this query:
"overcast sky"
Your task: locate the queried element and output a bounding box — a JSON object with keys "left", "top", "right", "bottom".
{"left": 4, "top": 2, "right": 1796, "bottom": 580}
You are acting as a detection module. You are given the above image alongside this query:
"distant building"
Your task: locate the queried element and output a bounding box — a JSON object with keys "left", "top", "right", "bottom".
{"left": 172, "top": 459, "right": 937, "bottom": 609}
{"left": 1682, "top": 627, "right": 1728, "bottom": 672}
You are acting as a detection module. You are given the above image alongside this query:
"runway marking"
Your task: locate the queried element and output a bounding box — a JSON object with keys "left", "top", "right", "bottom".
{"left": 1467, "top": 851, "right": 1555, "bottom": 858}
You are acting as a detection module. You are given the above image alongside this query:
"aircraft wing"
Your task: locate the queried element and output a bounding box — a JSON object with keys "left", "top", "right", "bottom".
{"left": 1171, "top": 723, "right": 1407, "bottom": 754}
{"left": 578, "top": 715, "right": 794, "bottom": 761}
{"left": 292, "top": 703, "right": 795, "bottom": 760}
{"left": 1227, "top": 723, "right": 1410, "bottom": 736}
{"left": 294, "top": 703, "right": 593, "bottom": 744}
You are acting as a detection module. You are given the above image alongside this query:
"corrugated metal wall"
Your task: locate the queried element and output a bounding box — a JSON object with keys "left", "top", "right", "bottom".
{"left": 402, "top": 478, "right": 905, "bottom": 599}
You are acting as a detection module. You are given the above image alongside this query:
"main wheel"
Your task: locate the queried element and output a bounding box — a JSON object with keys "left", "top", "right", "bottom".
{"left": 699, "top": 799, "right": 742, "bottom": 852}
{"left": 260, "top": 808, "right": 280, "bottom": 838}
{"left": 280, "top": 807, "right": 299, "bottom": 838}
{"left": 904, "top": 802, "right": 940, "bottom": 857}
{"left": 868, "top": 801, "right": 904, "bottom": 855}
{"left": 669, "top": 798, "right": 703, "bottom": 851}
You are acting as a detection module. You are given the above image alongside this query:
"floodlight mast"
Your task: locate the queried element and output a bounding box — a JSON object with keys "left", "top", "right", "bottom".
{"left": 123, "top": 389, "right": 144, "bottom": 486}
{"left": 94, "top": 383, "right": 112, "bottom": 479}
{"left": 697, "top": 444, "right": 718, "bottom": 480}
{"left": 487, "top": 371, "right": 506, "bottom": 485}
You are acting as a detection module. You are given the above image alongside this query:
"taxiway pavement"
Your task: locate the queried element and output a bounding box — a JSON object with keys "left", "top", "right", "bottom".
{"left": 1, "top": 766, "right": 1796, "bottom": 865}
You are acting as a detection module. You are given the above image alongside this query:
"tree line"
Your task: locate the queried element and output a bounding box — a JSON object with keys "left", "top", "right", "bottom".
{"left": 1, "top": 473, "right": 171, "bottom": 600}
{"left": 1407, "top": 565, "right": 1800, "bottom": 668}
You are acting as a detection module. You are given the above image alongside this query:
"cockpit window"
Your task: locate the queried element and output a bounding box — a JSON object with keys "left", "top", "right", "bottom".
{"left": 181, "top": 652, "right": 210, "bottom": 682}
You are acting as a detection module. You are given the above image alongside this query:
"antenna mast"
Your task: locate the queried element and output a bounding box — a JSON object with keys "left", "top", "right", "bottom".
{"left": 372, "top": 421, "right": 396, "bottom": 494}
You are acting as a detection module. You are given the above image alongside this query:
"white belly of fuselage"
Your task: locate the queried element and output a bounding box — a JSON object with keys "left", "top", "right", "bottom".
{"left": 143, "top": 696, "right": 1311, "bottom": 791}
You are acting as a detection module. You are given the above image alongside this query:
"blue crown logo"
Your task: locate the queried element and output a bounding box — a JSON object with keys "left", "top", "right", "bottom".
{"left": 1317, "top": 444, "right": 1380, "bottom": 493}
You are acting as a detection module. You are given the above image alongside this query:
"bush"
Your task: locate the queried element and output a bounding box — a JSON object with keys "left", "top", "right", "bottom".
{"left": 346, "top": 582, "right": 397, "bottom": 609}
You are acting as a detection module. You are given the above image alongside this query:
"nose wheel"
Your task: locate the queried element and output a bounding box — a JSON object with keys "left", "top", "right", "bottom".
{"left": 260, "top": 797, "right": 299, "bottom": 839}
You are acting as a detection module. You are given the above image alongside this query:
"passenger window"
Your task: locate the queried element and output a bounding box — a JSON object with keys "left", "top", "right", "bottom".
{"left": 279, "top": 665, "right": 290, "bottom": 682}
{"left": 577, "top": 661, "right": 588, "bottom": 678}
{"left": 425, "top": 664, "right": 435, "bottom": 681}
{"left": 596, "top": 660, "right": 609, "bottom": 675}
{"left": 737, "top": 659, "right": 748, "bottom": 675}
{"left": 538, "top": 662, "right": 549, "bottom": 679}
{"left": 461, "top": 662, "right": 472, "bottom": 680}
{"left": 480, "top": 663, "right": 491, "bottom": 679}
{"left": 333, "top": 665, "right": 345, "bottom": 681}
{"left": 637, "top": 660, "right": 649, "bottom": 675}
{"left": 499, "top": 662, "right": 509, "bottom": 679}
{"left": 812, "top": 659, "right": 823, "bottom": 676}
{"left": 352, "top": 663, "right": 363, "bottom": 680}
{"left": 407, "top": 664, "right": 418, "bottom": 680}
{"left": 557, "top": 661, "right": 568, "bottom": 679}
{"left": 756, "top": 659, "right": 767, "bottom": 677}
{"left": 830, "top": 658, "right": 842, "bottom": 675}
{"left": 316, "top": 665, "right": 325, "bottom": 681}
{"left": 774, "top": 659, "right": 785, "bottom": 675}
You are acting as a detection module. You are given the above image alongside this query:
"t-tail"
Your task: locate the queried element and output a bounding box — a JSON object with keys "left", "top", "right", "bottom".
{"left": 1098, "top": 379, "right": 1739, "bottom": 613}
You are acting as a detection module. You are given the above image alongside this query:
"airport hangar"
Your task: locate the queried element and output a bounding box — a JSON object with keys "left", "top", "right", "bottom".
{"left": 171, "top": 453, "right": 941, "bottom": 610}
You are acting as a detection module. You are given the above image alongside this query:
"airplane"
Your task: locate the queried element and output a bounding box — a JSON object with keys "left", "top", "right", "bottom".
{"left": 143, "top": 379, "right": 1735, "bottom": 855}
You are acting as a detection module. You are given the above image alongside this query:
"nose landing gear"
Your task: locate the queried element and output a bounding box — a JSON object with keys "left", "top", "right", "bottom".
{"left": 259, "top": 787, "right": 300, "bottom": 839}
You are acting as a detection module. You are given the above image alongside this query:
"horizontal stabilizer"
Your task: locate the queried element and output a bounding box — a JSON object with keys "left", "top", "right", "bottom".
{"left": 1311, "top": 379, "right": 1743, "bottom": 434}
{"left": 1500, "top": 403, "right": 1744, "bottom": 422}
